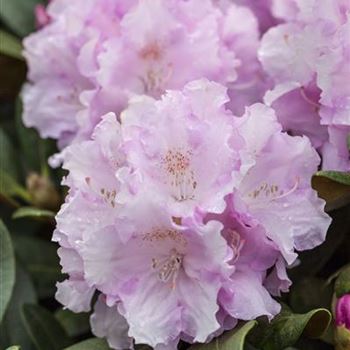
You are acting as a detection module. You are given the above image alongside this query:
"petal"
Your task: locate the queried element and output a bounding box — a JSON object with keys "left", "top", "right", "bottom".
{"left": 90, "top": 295, "right": 133, "bottom": 350}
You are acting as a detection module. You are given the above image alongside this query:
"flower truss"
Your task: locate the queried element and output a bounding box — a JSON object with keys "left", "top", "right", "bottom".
{"left": 54, "top": 80, "right": 330, "bottom": 349}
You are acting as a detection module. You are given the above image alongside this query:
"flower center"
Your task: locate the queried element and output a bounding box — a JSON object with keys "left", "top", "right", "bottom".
{"left": 152, "top": 248, "right": 183, "bottom": 289}
{"left": 139, "top": 64, "right": 173, "bottom": 96}
{"left": 161, "top": 148, "right": 197, "bottom": 202}
{"left": 226, "top": 230, "right": 244, "bottom": 264}
{"left": 138, "top": 41, "right": 172, "bottom": 96}
{"left": 139, "top": 42, "right": 163, "bottom": 61}
{"left": 246, "top": 177, "right": 299, "bottom": 205}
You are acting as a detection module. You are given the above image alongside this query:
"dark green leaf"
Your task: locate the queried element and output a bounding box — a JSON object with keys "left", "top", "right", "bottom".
{"left": 312, "top": 173, "right": 350, "bottom": 211}
{"left": 190, "top": 321, "right": 257, "bottom": 350}
{"left": 0, "top": 30, "right": 23, "bottom": 60}
{"left": 335, "top": 265, "right": 350, "bottom": 297}
{"left": 0, "top": 220, "right": 15, "bottom": 322}
{"left": 55, "top": 309, "right": 90, "bottom": 338}
{"left": 0, "top": 0, "right": 44, "bottom": 37}
{"left": 12, "top": 207, "right": 55, "bottom": 220}
{"left": 250, "top": 305, "right": 332, "bottom": 350}
{"left": 316, "top": 171, "right": 350, "bottom": 186}
{"left": 64, "top": 338, "right": 111, "bottom": 350}
{"left": 2, "top": 264, "right": 37, "bottom": 350}
{"left": 13, "top": 236, "right": 62, "bottom": 298}
{"left": 295, "top": 338, "right": 334, "bottom": 350}
{"left": 21, "top": 304, "right": 72, "bottom": 350}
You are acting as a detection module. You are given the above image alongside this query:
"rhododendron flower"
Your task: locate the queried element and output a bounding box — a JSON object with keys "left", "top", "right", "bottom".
{"left": 259, "top": 0, "right": 350, "bottom": 170}
{"left": 23, "top": 0, "right": 265, "bottom": 151}
{"left": 54, "top": 80, "right": 330, "bottom": 349}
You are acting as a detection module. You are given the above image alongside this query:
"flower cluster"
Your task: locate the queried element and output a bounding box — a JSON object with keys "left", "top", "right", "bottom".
{"left": 23, "top": 0, "right": 264, "bottom": 151}
{"left": 21, "top": 0, "right": 345, "bottom": 349}
{"left": 259, "top": 0, "right": 350, "bottom": 170}
{"left": 54, "top": 79, "right": 330, "bottom": 349}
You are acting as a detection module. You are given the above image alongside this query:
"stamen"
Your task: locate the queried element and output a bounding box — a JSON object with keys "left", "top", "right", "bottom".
{"left": 227, "top": 230, "right": 244, "bottom": 264}
{"left": 300, "top": 87, "right": 321, "bottom": 110}
{"left": 142, "top": 228, "right": 187, "bottom": 246}
{"left": 161, "top": 148, "right": 197, "bottom": 202}
{"left": 152, "top": 249, "right": 183, "bottom": 289}
{"left": 100, "top": 187, "right": 117, "bottom": 208}
{"left": 247, "top": 177, "right": 299, "bottom": 204}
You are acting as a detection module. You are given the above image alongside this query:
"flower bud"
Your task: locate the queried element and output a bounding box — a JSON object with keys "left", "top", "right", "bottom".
{"left": 26, "top": 172, "right": 60, "bottom": 211}
{"left": 335, "top": 294, "right": 350, "bottom": 350}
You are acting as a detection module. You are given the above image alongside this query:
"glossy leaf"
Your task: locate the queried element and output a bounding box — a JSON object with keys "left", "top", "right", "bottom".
{"left": 335, "top": 265, "right": 350, "bottom": 297}
{"left": 21, "top": 304, "right": 72, "bottom": 350}
{"left": 0, "top": 220, "right": 15, "bottom": 322}
{"left": 0, "top": 30, "right": 23, "bottom": 60}
{"left": 13, "top": 207, "right": 55, "bottom": 220}
{"left": 6, "top": 347, "right": 21, "bottom": 350}
{"left": 2, "top": 264, "right": 37, "bottom": 350}
{"left": 312, "top": 174, "right": 350, "bottom": 211}
{"left": 250, "top": 305, "right": 332, "bottom": 350}
{"left": 190, "top": 321, "right": 257, "bottom": 350}
{"left": 64, "top": 338, "right": 111, "bottom": 350}
{"left": 0, "top": 0, "right": 44, "bottom": 37}
{"left": 316, "top": 171, "right": 350, "bottom": 186}
{"left": 55, "top": 309, "right": 90, "bottom": 338}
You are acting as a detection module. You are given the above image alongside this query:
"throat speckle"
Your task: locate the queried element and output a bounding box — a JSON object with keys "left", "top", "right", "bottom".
{"left": 161, "top": 148, "right": 197, "bottom": 202}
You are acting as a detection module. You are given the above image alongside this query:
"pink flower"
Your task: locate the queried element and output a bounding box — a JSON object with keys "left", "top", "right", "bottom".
{"left": 258, "top": 1, "right": 350, "bottom": 170}
{"left": 54, "top": 80, "right": 331, "bottom": 349}
{"left": 23, "top": 0, "right": 265, "bottom": 150}
{"left": 231, "top": 103, "right": 331, "bottom": 264}
{"left": 120, "top": 79, "right": 240, "bottom": 217}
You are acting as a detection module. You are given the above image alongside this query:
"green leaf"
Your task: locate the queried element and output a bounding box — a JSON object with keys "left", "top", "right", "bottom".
{"left": 64, "top": 338, "right": 111, "bottom": 350}
{"left": 21, "top": 304, "right": 72, "bottom": 350}
{"left": 1, "top": 264, "right": 37, "bottom": 350}
{"left": 335, "top": 265, "right": 350, "bottom": 297}
{"left": 0, "top": 0, "right": 44, "bottom": 37}
{"left": 55, "top": 309, "right": 90, "bottom": 338}
{"left": 316, "top": 171, "right": 350, "bottom": 186}
{"left": 0, "top": 220, "right": 15, "bottom": 322}
{"left": 312, "top": 173, "right": 350, "bottom": 211}
{"left": 0, "top": 30, "right": 23, "bottom": 60}
{"left": 190, "top": 321, "right": 257, "bottom": 350}
{"left": 6, "top": 347, "right": 21, "bottom": 350}
{"left": 250, "top": 305, "right": 332, "bottom": 350}
{"left": 12, "top": 207, "right": 55, "bottom": 220}
{"left": 13, "top": 236, "right": 62, "bottom": 298}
